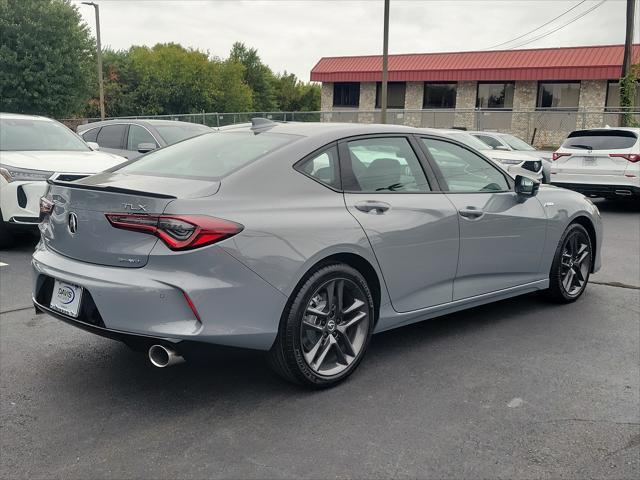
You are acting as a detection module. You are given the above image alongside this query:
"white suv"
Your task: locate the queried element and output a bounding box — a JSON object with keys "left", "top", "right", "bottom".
{"left": 551, "top": 127, "right": 640, "bottom": 199}
{"left": 0, "top": 113, "right": 126, "bottom": 248}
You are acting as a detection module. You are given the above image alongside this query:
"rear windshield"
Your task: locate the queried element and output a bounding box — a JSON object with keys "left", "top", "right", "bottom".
{"left": 117, "top": 131, "right": 298, "bottom": 179}
{"left": 154, "top": 123, "right": 212, "bottom": 144}
{"left": 561, "top": 130, "right": 638, "bottom": 150}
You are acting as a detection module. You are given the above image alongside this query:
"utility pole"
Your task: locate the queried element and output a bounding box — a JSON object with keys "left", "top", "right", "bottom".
{"left": 83, "top": 2, "right": 105, "bottom": 120}
{"left": 380, "top": 0, "right": 390, "bottom": 124}
{"left": 621, "top": 0, "right": 636, "bottom": 77}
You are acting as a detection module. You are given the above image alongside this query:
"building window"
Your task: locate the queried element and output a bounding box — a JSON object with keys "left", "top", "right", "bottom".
{"left": 476, "top": 82, "right": 515, "bottom": 109}
{"left": 605, "top": 80, "right": 640, "bottom": 109}
{"left": 375, "top": 82, "right": 406, "bottom": 109}
{"left": 333, "top": 82, "right": 360, "bottom": 107}
{"left": 423, "top": 82, "right": 457, "bottom": 108}
{"left": 536, "top": 82, "right": 580, "bottom": 109}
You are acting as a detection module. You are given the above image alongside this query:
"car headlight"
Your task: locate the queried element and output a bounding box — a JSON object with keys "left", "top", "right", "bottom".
{"left": 496, "top": 158, "right": 522, "bottom": 165}
{"left": 0, "top": 165, "right": 54, "bottom": 183}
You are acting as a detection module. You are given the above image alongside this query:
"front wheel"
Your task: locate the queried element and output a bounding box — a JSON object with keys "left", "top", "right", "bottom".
{"left": 546, "top": 223, "right": 592, "bottom": 303}
{"left": 268, "top": 263, "right": 375, "bottom": 388}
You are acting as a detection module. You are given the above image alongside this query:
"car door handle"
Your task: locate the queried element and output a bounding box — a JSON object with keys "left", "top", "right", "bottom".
{"left": 355, "top": 201, "right": 391, "bottom": 215}
{"left": 459, "top": 208, "right": 484, "bottom": 220}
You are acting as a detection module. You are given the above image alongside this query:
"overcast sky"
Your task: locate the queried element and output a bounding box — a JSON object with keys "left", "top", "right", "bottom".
{"left": 72, "top": 0, "right": 639, "bottom": 81}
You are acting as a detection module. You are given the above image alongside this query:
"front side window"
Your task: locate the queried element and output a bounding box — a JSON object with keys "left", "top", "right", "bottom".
{"left": 473, "top": 134, "right": 504, "bottom": 150}
{"left": 375, "top": 82, "right": 406, "bottom": 109}
{"left": 344, "top": 137, "right": 430, "bottom": 192}
{"left": 537, "top": 82, "right": 580, "bottom": 109}
{"left": 424, "top": 83, "right": 457, "bottom": 108}
{"left": 333, "top": 83, "right": 360, "bottom": 107}
{"left": 97, "top": 124, "right": 127, "bottom": 149}
{"left": 127, "top": 125, "right": 158, "bottom": 150}
{"left": 421, "top": 138, "right": 509, "bottom": 192}
{"left": 0, "top": 118, "right": 90, "bottom": 152}
{"left": 476, "top": 82, "right": 515, "bottom": 109}
{"left": 297, "top": 146, "right": 340, "bottom": 189}
{"left": 118, "top": 131, "right": 298, "bottom": 179}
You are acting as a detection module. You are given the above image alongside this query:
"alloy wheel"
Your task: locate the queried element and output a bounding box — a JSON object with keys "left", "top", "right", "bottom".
{"left": 560, "top": 230, "right": 591, "bottom": 296}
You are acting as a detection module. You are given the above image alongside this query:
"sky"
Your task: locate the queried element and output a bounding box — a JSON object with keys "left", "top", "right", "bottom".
{"left": 72, "top": 0, "right": 639, "bottom": 81}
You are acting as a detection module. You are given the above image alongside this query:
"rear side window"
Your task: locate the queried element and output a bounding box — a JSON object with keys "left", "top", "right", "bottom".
{"left": 297, "top": 146, "right": 340, "bottom": 189}
{"left": 81, "top": 128, "right": 99, "bottom": 143}
{"left": 474, "top": 134, "right": 503, "bottom": 149}
{"left": 118, "top": 131, "right": 298, "bottom": 179}
{"left": 562, "top": 130, "right": 638, "bottom": 150}
{"left": 97, "top": 124, "right": 126, "bottom": 149}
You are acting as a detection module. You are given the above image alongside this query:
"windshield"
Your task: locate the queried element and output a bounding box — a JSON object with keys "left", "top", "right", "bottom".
{"left": 118, "top": 131, "right": 298, "bottom": 179}
{"left": 500, "top": 134, "right": 536, "bottom": 151}
{"left": 561, "top": 130, "right": 638, "bottom": 150}
{"left": 0, "top": 118, "right": 90, "bottom": 152}
{"left": 446, "top": 132, "right": 490, "bottom": 151}
{"left": 154, "top": 123, "right": 212, "bottom": 145}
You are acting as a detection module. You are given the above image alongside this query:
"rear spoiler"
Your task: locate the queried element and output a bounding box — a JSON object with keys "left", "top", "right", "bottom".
{"left": 46, "top": 177, "right": 177, "bottom": 199}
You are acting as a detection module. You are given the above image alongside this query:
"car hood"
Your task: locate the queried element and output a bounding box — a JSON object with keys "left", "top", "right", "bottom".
{"left": 0, "top": 150, "right": 127, "bottom": 173}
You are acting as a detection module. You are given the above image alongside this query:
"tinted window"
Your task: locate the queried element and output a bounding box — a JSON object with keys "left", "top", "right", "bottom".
{"left": 81, "top": 128, "right": 99, "bottom": 143}
{"left": 476, "top": 82, "right": 515, "bottom": 109}
{"left": 446, "top": 132, "right": 492, "bottom": 151}
{"left": 537, "top": 82, "right": 580, "bottom": 109}
{"left": 474, "top": 134, "right": 503, "bottom": 149}
{"left": 0, "top": 118, "right": 90, "bottom": 152}
{"left": 500, "top": 134, "right": 536, "bottom": 151}
{"left": 344, "top": 137, "right": 430, "bottom": 192}
{"left": 333, "top": 83, "right": 360, "bottom": 107}
{"left": 96, "top": 124, "right": 126, "bottom": 149}
{"left": 424, "top": 83, "right": 457, "bottom": 108}
{"left": 127, "top": 124, "right": 158, "bottom": 150}
{"left": 421, "top": 138, "right": 509, "bottom": 192}
{"left": 297, "top": 146, "right": 340, "bottom": 189}
{"left": 375, "top": 82, "right": 406, "bottom": 109}
{"left": 561, "top": 130, "right": 638, "bottom": 150}
{"left": 154, "top": 123, "right": 211, "bottom": 144}
{"left": 605, "top": 80, "right": 640, "bottom": 109}
{"left": 119, "top": 131, "right": 297, "bottom": 179}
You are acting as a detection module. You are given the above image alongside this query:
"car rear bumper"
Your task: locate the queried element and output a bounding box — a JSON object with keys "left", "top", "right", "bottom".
{"left": 31, "top": 241, "right": 288, "bottom": 350}
{"left": 551, "top": 173, "right": 640, "bottom": 198}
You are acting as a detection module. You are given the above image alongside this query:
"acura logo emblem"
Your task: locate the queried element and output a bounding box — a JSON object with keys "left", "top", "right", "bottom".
{"left": 68, "top": 212, "right": 78, "bottom": 234}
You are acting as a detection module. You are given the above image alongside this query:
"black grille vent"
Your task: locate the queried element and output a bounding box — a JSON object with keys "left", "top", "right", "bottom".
{"left": 54, "top": 174, "right": 90, "bottom": 182}
{"left": 522, "top": 161, "right": 542, "bottom": 173}
{"left": 17, "top": 185, "right": 27, "bottom": 208}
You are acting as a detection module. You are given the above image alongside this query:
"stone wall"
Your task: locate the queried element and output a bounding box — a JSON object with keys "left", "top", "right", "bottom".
{"left": 358, "top": 82, "right": 376, "bottom": 123}
{"left": 453, "top": 81, "right": 477, "bottom": 130}
{"left": 404, "top": 82, "right": 424, "bottom": 127}
{"left": 320, "top": 82, "right": 333, "bottom": 111}
{"left": 511, "top": 81, "right": 537, "bottom": 140}
{"left": 579, "top": 80, "right": 608, "bottom": 129}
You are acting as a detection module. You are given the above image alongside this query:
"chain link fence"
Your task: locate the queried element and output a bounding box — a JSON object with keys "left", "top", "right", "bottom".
{"left": 62, "top": 108, "right": 639, "bottom": 149}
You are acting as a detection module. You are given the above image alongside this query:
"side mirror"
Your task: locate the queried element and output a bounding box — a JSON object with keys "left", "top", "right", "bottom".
{"left": 494, "top": 145, "right": 510, "bottom": 151}
{"left": 515, "top": 175, "right": 539, "bottom": 197}
{"left": 86, "top": 141, "right": 100, "bottom": 151}
{"left": 137, "top": 143, "right": 157, "bottom": 154}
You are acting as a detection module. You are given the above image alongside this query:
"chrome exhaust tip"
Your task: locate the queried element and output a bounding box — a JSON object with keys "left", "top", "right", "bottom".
{"left": 148, "top": 344, "right": 185, "bottom": 368}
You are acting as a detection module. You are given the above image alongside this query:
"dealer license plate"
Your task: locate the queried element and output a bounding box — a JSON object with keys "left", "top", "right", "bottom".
{"left": 50, "top": 280, "right": 83, "bottom": 318}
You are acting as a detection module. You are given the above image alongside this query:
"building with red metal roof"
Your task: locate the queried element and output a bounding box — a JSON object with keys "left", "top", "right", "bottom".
{"left": 310, "top": 44, "right": 640, "bottom": 147}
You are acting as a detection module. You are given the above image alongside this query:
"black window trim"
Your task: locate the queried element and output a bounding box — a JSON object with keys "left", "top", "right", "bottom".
{"left": 423, "top": 81, "right": 458, "bottom": 109}
{"left": 535, "top": 80, "right": 581, "bottom": 111}
{"left": 415, "top": 134, "right": 515, "bottom": 194}
{"left": 336, "top": 133, "right": 443, "bottom": 194}
{"left": 293, "top": 141, "right": 343, "bottom": 192}
{"left": 475, "top": 81, "right": 516, "bottom": 111}
{"left": 333, "top": 82, "right": 360, "bottom": 108}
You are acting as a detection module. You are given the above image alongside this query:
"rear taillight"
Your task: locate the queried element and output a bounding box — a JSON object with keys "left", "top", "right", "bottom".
{"left": 552, "top": 152, "right": 570, "bottom": 161}
{"left": 105, "top": 214, "right": 243, "bottom": 251}
{"left": 39, "top": 197, "right": 54, "bottom": 220}
{"left": 609, "top": 153, "right": 640, "bottom": 163}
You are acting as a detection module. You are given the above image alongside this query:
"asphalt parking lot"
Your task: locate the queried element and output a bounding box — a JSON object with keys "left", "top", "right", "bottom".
{"left": 1, "top": 199, "right": 638, "bottom": 479}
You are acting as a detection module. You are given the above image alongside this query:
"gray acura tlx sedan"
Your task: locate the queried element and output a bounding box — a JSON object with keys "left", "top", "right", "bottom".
{"left": 34, "top": 120, "right": 602, "bottom": 388}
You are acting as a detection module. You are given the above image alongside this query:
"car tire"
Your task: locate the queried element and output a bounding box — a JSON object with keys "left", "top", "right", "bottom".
{"left": 546, "top": 223, "right": 592, "bottom": 303}
{"left": 268, "top": 263, "right": 375, "bottom": 388}
{"left": 0, "top": 210, "right": 16, "bottom": 250}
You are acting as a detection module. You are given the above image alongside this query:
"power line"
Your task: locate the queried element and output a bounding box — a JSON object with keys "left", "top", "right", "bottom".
{"left": 506, "top": 0, "right": 608, "bottom": 50}
{"left": 483, "top": 0, "right": 587, "bottom": 50}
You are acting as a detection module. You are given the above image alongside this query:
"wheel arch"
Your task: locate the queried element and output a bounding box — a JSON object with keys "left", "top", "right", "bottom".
{"left": 570, "top": 215, "right": 597, "bottom": 273}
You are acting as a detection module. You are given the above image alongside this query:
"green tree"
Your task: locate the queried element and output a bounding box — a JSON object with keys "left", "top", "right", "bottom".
{"left": 229, "top": 42, "right": 276, "bottom": 111}
{"left": 274, "top": 71, "right": 320, "bottom": 111}
{"left": 211, "top": 59, "right": 253, "bottom": 112}
{"left": 0, "top": 0, "right": 94, "bottom": 117}
{"left": 619, "top": 63, "right": 639, "bottom": 127}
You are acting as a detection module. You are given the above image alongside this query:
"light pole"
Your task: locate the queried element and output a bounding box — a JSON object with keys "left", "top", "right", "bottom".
{"left": 82, "top": 2, "right": 105, "bottom": 120}
{"left": 380, "top": 0, "right": 390, "bottom": 124}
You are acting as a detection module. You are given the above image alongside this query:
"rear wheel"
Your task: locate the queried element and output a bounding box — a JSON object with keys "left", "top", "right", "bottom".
{"left": 546, "top": 223, "right": 592, "bottom": 303}
{"left": 268, "top": 263, "right": 374, "bottom": 388}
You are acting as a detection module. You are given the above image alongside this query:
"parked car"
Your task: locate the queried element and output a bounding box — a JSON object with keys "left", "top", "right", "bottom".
{"left": 77, "top": 119, "right": 213, "bottom": 159}
{"left": 551, "top": 127, "right": 640, "bottom": 199}
{"left": 431, "top": 129, "right": 546, "bottom": 182}
{"left": 469, "top": 131, "right": 552, "bottom": 183}
{"left": 34, "top": 120, "right": 601, "bottom": 388}
{"left": 0, "top": 113, "right": 126, "bottom": 248}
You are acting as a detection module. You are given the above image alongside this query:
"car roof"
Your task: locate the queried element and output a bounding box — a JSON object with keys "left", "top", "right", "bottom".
{"left": 0, "top": 112, "right": 55, "bottom": 122}
{"left": 570, "top": 126, "right": 640, "bottom": 134}
{"left": 77, "top": 119, "right": 212, "bottom": 130}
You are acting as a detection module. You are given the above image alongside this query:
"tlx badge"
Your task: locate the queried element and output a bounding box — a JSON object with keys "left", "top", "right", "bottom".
{"left": 122, "top": 203, "right": 147, "bottom": 212}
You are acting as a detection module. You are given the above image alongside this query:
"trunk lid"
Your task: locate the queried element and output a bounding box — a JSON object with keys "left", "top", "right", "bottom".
{"left": 42, "top": 172, "right": 220, "bottom": 268}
